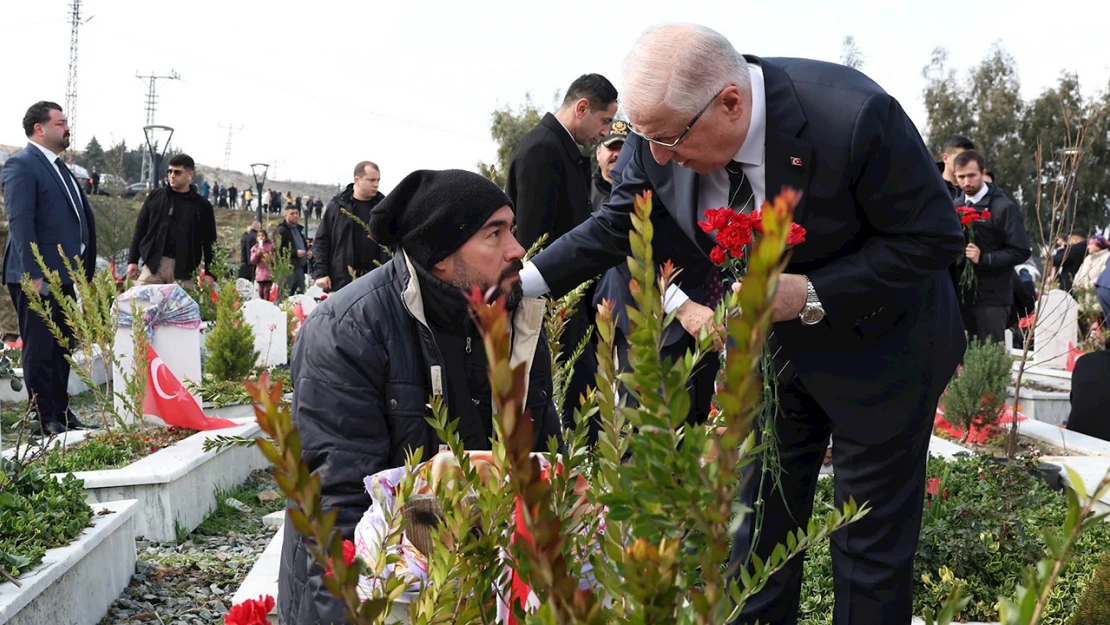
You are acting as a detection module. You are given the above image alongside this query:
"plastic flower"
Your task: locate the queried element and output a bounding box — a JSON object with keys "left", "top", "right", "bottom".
{"left": 224, "top": 594, "right": 274, "bottom": 625}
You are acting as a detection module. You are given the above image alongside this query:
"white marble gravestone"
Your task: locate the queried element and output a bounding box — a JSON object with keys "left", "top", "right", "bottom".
{"left": 113, "top": 286, "right": 203, "bottom": 423}
{"left": 304, "top": 285, "right": 326, "bottom": 300}
{"left": 290, "top": 294, "right": 319, "bottom": 319}
{"left": 235, "top": 278, "right": 257, "bottom": 302}
{"left": 1033, "top": 289, "right": 1079, "bottom": 370}
{"left": 242, "top": 299, "right": 288, "bottom": 367}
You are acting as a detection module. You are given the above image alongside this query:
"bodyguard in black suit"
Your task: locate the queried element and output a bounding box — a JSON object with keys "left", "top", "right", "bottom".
{"left": 2, "top": 102, "right": 98, "bottom": 434}
{"left": 519, "top": 25, "right": 966, "bottom": 624}
{"left": 506, "top": 74, "right": 617, "bottom": 429}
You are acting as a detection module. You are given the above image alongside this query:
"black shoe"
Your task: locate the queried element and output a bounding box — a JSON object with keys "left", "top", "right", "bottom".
{"left": 40, "top": 420, "right": 67, "bottom": 436}
{"left": 65, "top": 412, "right": 100, "bottom": 430}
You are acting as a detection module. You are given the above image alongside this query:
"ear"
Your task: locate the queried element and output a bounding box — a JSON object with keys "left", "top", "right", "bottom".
{"left": 575, "top": 98, "right": 590, "bottom": 119}
{"left": 432, "top": 254, "right": 452, "bottom": 278}
{"left": 720, "top": 86, "right": 745, "bottom": 123}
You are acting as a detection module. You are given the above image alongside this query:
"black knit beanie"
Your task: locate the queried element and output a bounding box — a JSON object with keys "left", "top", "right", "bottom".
{"left": 368, "top": 169, "right": 512, "bottom": 268}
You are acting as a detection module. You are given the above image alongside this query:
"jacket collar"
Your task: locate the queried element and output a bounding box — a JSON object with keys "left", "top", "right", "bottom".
{"left": 396, "top": 250, "right": 545, "bottom": 400}
{"left": 540, "top": 112, "right": 585, "bottom": 165}
{"left": 747, "top": 56, "right": 813, "bottom": 227}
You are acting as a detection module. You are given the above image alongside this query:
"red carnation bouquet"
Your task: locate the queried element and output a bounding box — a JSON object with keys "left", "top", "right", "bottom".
{"left": 700, "top": 188, "right": 807, "bottom": 281}
{"left": 956, "top": 206, "right": 991, "bottom": 300}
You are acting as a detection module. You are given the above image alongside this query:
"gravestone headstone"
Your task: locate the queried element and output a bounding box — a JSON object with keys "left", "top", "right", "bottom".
{"left": 242, "top": 299, "right": 287, "bottom": 367}
{"left": 1033, "top": 289, "right": 1079, "bottom": 370}
{"left": 291, "top": 294, "right": 319, "bottom": 319}
{"left": 113, "top": 285, "right": 203, "bottom": 422}
{"left": 304, "top": 285, "right": 326, "bottom": 300}
{"left": 236, "top": 278, "right": 257, "bottom": 303}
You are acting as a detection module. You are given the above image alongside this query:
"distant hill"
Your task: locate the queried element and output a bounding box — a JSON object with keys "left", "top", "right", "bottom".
{"left": 0, "top": 142, "right": 342, "bottom": 203}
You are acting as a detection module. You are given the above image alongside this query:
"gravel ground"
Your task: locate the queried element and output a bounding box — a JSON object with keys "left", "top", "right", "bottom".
{"left": 98, "top": 471, "right": 282, "bottom": 625}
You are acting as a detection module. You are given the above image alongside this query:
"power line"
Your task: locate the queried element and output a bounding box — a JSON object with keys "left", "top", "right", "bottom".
{"left": 219, "top": 122, "right": 243, "bottom": 171}
{"left": 135, "top": 70, "right": 180, "bottom": 185}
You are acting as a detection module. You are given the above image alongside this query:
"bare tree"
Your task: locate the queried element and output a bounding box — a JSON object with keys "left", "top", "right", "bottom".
{"left": 841, "top": 35, "right": 864, "bottom": 70}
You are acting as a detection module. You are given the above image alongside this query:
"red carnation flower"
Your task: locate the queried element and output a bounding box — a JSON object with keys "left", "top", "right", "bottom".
{"left": 224, "top": 594, "right": 275, "bottom": 625}
{"left": 324, "top": 539, "right": 357, "bottom": 577}
{"left": 787, "top": 223, "right": 807, "bottom": 247}
{"left": 710, "top": 246, "right": 728, "bottom": 266}
{"left": 926, "top": 477, "right": 941, "bottom": 497}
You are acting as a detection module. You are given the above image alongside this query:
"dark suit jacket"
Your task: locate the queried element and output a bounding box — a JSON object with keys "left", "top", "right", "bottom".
{"left": 1067, "top": 349, "right": 1110, "bottom": 442}
{"left": 532, "top": 57, "right": 967, "bottom": 444}
{"left": 506, "top": 112, "right": 592, "bottom": 250}
{"left": 2, "top": 143, "right": 97, "bottom": 284}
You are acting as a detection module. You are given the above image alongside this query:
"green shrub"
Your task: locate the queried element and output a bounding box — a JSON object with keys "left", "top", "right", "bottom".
{"left": 1069, "top": 551, "right": 1110, "bottom": 625}
{"left": 0, "top": 458, "right": 92, "bottom": 578}
{"left": 203, "top": 280, "right": 258, "bottom": 382}
{"left": 798, "top": 456, "right": 1110, "bottom": 624}
{"left": 941, "top": 337, "right": 1012, "bottom": 442}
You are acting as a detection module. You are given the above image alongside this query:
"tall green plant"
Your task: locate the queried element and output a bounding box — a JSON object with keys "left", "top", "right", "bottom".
{"left": 204, "top": 280, "right": 258, "bottom": 382}
{"left": 19, "top": 243, "right": 147, "bottom": 435}
{"left": 265, "top": 243, "right": 294, "bottom": 300}
{"left": 940, "top": 336, "right": 1012, "bottom": 443}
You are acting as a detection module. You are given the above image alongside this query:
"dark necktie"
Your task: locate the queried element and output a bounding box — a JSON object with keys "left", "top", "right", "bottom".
{"left": 726, "top": 160, "right": 755, "bottom": 213}
{"left": 55, "top": 157, "right": 89, "bottom": 252}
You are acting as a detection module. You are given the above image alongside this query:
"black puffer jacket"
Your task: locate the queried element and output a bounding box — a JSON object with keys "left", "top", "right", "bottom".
{"left": 311, "top": 184, "right": 388, "bottom": 292}
{"left": 278, "top": 251, "right": 562, "bottom": 625}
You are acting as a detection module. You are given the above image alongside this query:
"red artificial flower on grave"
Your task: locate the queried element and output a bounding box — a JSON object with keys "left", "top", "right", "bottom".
{"left": 324, "top": 539, "right": 357, "bottom": 578}
{"left": 224, "top": 594, "right": 275, "bottom": 625}
{"left": 926, "top": 477, "right": 941, "bottom": 496}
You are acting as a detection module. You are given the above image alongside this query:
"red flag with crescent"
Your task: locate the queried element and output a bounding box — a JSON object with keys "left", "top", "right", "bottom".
{"left": 142, "top": 345, "right": 239, "bottom": 430}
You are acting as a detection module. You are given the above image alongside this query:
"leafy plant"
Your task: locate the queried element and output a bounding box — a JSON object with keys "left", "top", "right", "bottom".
{"left": 544, "top": 278, "right": 595, "bottom": 418}
{"left": 245, "top": 189, "right": 867, "bottom": 624}
{"left": 799, "top": 455, "right": 1110, "bottom": 624}
{"left": 204, "top": 280, "right": 259, "bottom": 382}
{"left": 940, "top": 336, "right": 1012, "bottom": 442}
{"left": 1067, "top": 551, "right": 1110, "bottom": 625}
{"left": 0, "top": 457, "right": 92, "bottom": 582}
{"left": 264, "top": 243, "right": 294, "bottom": 300}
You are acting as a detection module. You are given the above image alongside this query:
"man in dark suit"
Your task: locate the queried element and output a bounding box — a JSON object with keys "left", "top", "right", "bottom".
{"left": 507, "top": 73, "right": 617, "bottom": 428}
{"left": 2, "top": 101, "right": 98, "bottom": 434}
{"left": 519, "top": 24, "right": 966, "bottom": 624}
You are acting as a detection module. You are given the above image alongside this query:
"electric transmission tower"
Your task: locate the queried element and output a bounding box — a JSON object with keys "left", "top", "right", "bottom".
{"left": 64, "top": 0, "right": 87, "bottom": 162}
{"left": 219, "top": 122, "right": 243, "bottom": 171}
{"left": 136, "top": 70, "right": 180, "bottom": 185}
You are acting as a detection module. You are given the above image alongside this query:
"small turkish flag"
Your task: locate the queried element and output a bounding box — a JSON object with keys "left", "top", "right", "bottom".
{"left": 143, "top": 345, "right": 239, "bottom": 430}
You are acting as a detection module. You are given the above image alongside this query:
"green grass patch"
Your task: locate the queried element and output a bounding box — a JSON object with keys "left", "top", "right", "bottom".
{"left": 193, "top": 475, "right": 285, "bottom": 538}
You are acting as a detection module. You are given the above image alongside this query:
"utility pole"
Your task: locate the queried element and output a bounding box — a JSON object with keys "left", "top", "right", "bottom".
{"left": 219, "top": 122, "right": 243, "bottom": 171}
{"left": 136, "top": 70, "right": 180, "bottom": 185}
{"left": 64, "top": 0, "right": 89, "bottom": 163}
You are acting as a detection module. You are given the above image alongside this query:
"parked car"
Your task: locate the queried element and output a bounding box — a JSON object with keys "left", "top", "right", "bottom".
{"left": 121, "top": 181, "right": 151, "bottom": 199}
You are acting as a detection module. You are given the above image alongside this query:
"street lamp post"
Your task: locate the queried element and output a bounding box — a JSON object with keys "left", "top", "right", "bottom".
{"left": 250, "top": 163, "right": 270, "bottom": 224}
{"left": 143, "top": 125, "right": 174, "bottom": 189}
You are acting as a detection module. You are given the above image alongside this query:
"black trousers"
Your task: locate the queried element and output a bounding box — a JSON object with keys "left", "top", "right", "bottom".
{"left": 285, "top": 265, "right": 306, "bottom": 296}
{"left": 967, "top": 305, "right": 1009, "bottom": 344}
{"left": 8, "top": 283, "right": 75, "bottom": 426}
{"left": 729, "top": 375, "right": 935, "bottom": 625}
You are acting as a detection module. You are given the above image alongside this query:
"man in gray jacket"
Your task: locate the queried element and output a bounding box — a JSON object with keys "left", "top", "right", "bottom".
{"left": 279, "top": 169, "right": 562, "bottom": 625}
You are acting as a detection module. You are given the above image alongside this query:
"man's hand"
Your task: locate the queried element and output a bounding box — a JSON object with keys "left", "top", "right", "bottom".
{"left": 965, "top": 243, "right": 981, "bottom": 264}
{"left": 315, "top": 276, "right": 331, "bottom": 290}
{"left": 730, "top": 273, "right": 810, "bottom": 323}
{"left": 126, "top": 264, "right": 139, "bottom": 280}
{"left": 306, "top": 250, "right": 313, "bottom": 260}
{"left": 676, "top": 299, "right": 724, "bottom": 350}
{"left": 297, "top": 249, "right": 306, "bottom": 258}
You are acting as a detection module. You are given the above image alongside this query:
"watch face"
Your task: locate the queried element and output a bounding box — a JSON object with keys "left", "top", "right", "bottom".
{"left": 801, "top": 306, "right": 824, "bottom": 325}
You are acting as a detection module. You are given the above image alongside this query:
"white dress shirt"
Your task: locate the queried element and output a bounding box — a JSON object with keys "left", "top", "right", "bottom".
{"left": 964, "top": 182, "right": 989, "bottom": 205}
{"left": 521, "top": 63, "right": 768, "bottom": 311}
{"left": 29, "top": 140, "right": 86, "bottom": 253}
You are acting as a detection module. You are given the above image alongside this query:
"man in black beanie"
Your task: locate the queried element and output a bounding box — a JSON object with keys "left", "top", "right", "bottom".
{"left": 278, "top": 169, "right": 563, "bottom": 625}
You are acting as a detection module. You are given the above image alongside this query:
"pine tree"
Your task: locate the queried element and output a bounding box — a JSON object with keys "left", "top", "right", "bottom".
{"left": 204, "top": 280, "right": 258, "bottom": 382}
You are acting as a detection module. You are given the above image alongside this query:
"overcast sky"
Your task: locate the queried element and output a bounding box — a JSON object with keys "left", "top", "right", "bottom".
{"left": 2, "top": 0, "right": 1107, "bottom": 194}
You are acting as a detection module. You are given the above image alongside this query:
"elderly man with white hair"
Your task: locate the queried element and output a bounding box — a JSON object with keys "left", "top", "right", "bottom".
{"left": 519, "top": 23, "right": 967, "bottom": 625}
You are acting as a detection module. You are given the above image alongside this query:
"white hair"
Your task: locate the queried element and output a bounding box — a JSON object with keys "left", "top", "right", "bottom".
{"left": 621, "top": 23, "right": 751, "bottom": 120}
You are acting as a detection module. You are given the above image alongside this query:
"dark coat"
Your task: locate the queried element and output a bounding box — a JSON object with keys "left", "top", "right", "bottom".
{"left": 957, "top": 184, "right": 1032, "bottom": 307}
{"left": 238, "top": 229, "right": 257, "bottom": 281}
{"left": 2, "top": 143, "right": 97, "bottom": 284}
{"left": 278, "top": 251, "right": 562, "bottom": 625}
{"left": 273, "top": 219, "right": 307, "bottom": 268}
{"left": 127, "top": 186, "right": 216, "bottom": 279}
{"left": 1067, "top": 349, "right": 1110, "bottom": 442}
{"left": 531, "top": 56, "right": 967, "bottom": 446}
{"left": 506, "top": 112, "right": 592, "bottom": 251}
{"left": 311, "top": 184, "right": 388, "bottom": 292}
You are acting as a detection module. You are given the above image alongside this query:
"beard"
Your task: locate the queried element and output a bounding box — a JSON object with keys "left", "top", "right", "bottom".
{"left": 453, "top": 258, "right": 525, "bottom": 310}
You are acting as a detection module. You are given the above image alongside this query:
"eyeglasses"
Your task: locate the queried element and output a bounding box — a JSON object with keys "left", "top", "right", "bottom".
{"left": 631, "top": 88, "right": 725, "bottom": 149}
{"left": 166, "top": 168, "right": 187, "bottom": 176}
